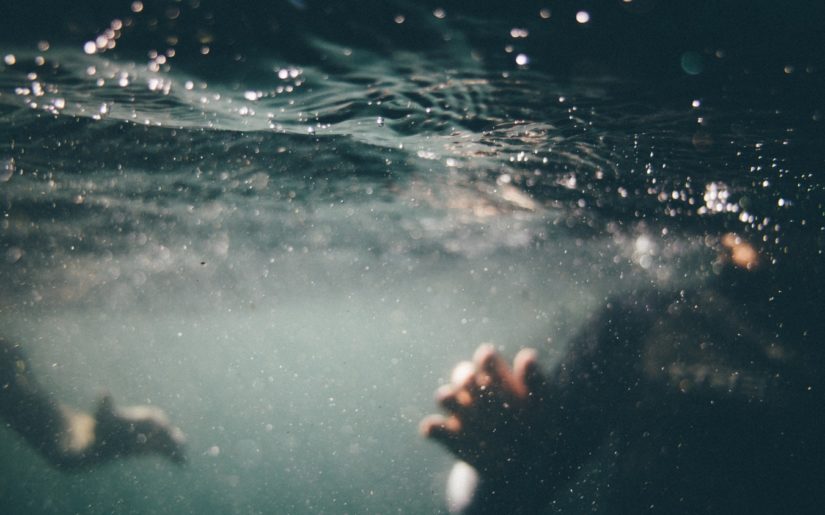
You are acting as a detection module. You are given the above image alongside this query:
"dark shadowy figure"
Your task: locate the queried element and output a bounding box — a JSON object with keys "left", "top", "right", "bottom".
{"left": 421, "top": 244, "right": 825, "bottom": 514}
{"left": 0, "top": 337, "right": 186, "bottom": 469}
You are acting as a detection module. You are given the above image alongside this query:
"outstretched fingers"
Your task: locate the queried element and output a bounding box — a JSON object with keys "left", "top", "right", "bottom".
{"left": 434, "top": 345, "right": 543, "bottom": 419}
{"left": 421, "top": 345, "right": 553, "bottom": 472}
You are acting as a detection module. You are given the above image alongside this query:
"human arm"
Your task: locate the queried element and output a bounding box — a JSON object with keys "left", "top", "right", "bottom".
{"left": 0, "top": 338, "right": 185, "bottom": 470}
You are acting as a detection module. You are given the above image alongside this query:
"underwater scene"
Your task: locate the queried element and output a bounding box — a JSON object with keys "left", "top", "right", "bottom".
{"left": 1, "top": 1, "right": 824, "bottom": 513}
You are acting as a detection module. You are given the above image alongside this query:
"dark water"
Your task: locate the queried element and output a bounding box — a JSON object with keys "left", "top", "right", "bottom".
{"left": 0, "top": 1, "right": 823, "bottom": 513}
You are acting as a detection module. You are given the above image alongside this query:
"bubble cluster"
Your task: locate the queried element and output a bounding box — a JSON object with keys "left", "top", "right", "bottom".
{"left": 83, "top": 18, "right": 125, "bottom": 55}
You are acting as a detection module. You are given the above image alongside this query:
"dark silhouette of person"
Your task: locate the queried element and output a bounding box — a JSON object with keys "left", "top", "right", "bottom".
{"left": 1, "top": 337, "right": 185, "bottom": 469}
{"left": 421, "top": 239, "right": 825, "bottom": 514}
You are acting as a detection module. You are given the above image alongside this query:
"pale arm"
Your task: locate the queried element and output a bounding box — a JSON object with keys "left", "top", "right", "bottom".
{"left": 0, "top": 338, "right": 185, "bottom": 470}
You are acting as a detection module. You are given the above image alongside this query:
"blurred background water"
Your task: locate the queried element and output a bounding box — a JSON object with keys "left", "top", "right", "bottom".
{"left": 0, "top": 1, "right": 823, "bottom": 513}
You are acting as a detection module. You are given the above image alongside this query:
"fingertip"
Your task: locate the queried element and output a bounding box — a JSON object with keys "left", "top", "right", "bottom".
{"left": 474, "top": 343, "right": 509, "bottom": 383}
{"left": 419, "top": 414, "right": 442, "bottom": 437}
{"left": 473, "top": 343, "right": 497, "bottom": 368}
{"left": 437, "top": 384, "right": 473, "bottom": 412}
{"left": 451, "top": 360, "right": 476, "bottom": 387}
{"left": 514, "top": 348, "right": 539, "bottom": 373}
{"left": 419, "top": 414, "right": 460, "bottom": 440}
{"left": 514, "top": 347, "right": 545, "bottom": 393}
{"left": 436, "top": 384, "right": 459, "bottom": 408}
{"left": 436, "top": 383, "right": 455, "bottom": 401}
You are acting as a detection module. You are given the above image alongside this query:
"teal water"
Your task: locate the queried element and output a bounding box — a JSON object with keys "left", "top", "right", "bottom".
{"left": 1, "top": 1, "right": 824, "bottom": 513}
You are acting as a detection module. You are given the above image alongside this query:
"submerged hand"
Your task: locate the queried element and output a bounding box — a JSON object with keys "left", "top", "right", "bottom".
{"left": 420, "top": 344, "right": 551, "bottom": 480}
{"left": 91, "top": 394, "right": 186, "bottom": 465}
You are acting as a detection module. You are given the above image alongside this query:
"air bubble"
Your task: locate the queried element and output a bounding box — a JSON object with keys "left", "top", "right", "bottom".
{"left": 0, "top": 158, "right": 15, "bottom": 182}
{"left": 680, "top": 52, "right": 704, "bottom": 75}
